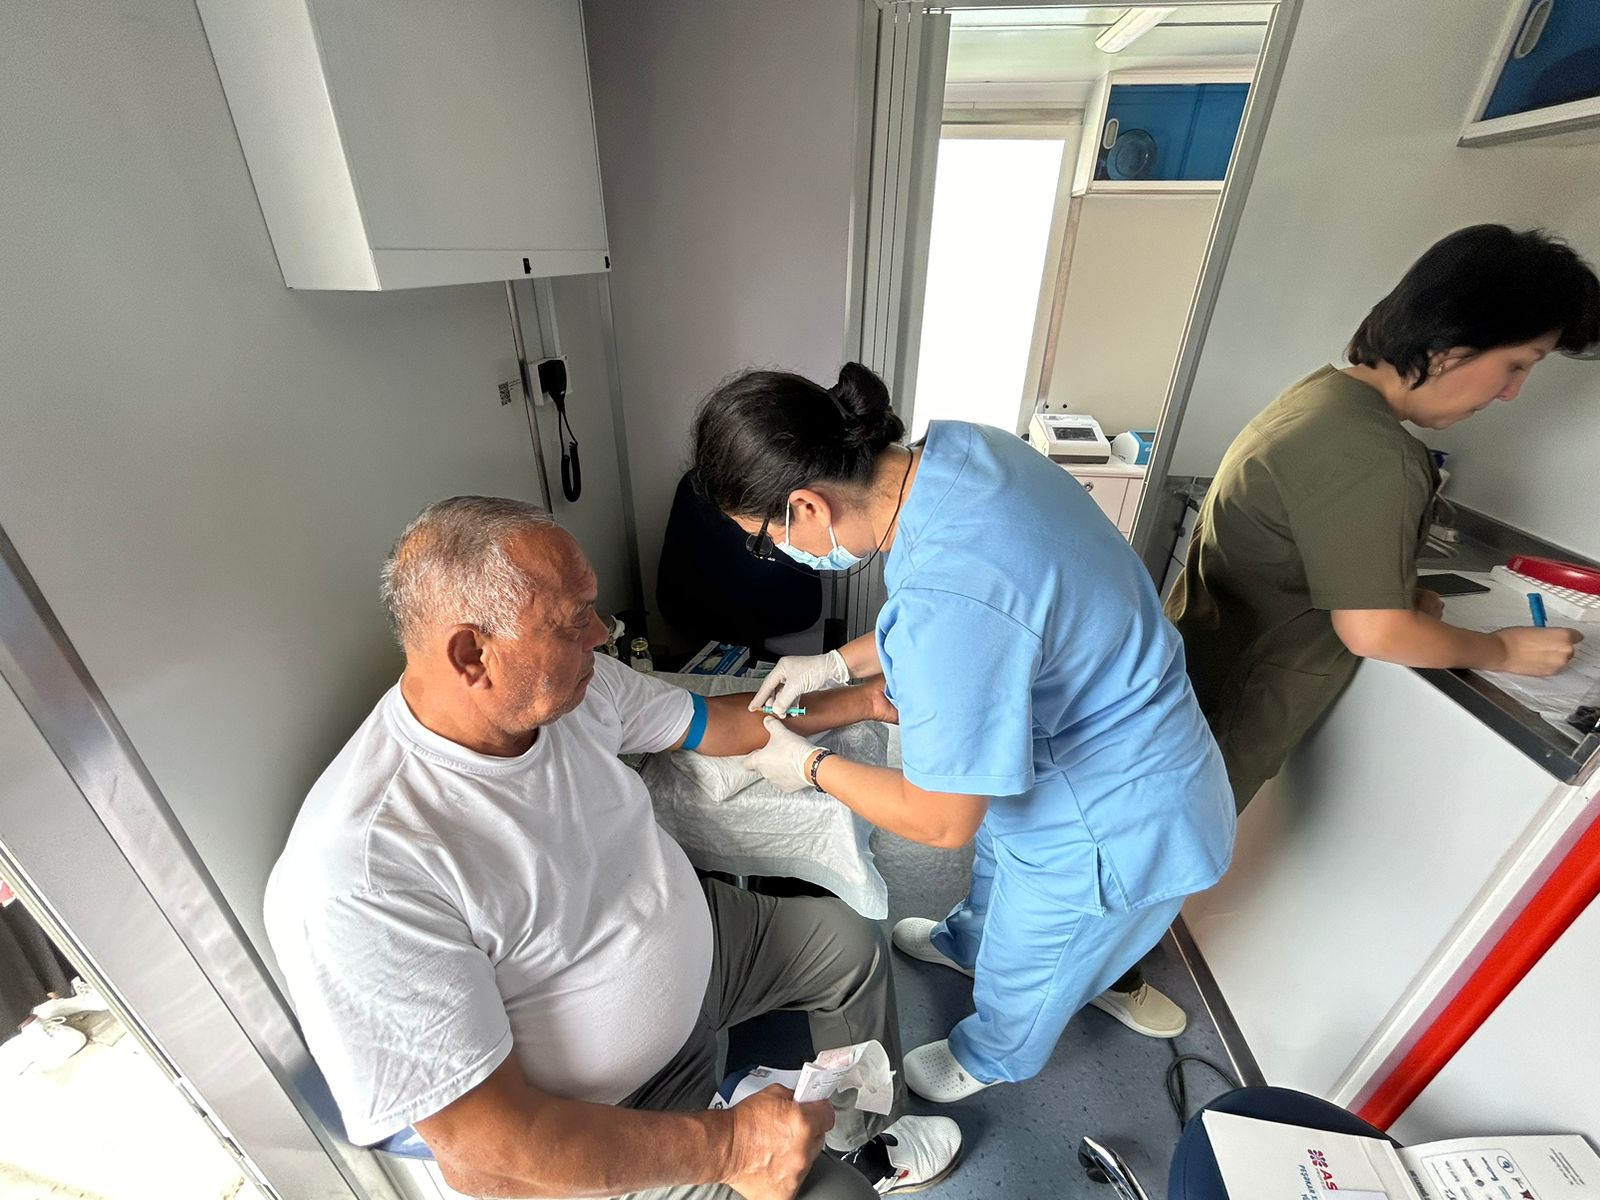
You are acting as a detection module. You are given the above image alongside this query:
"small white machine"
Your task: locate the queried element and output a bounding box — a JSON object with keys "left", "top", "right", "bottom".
{"left": 1027, "top": 412, "right": 1111, "bottom": 464}
{"left": 1111, "top": 429, "right": 1155, "bottom": 466}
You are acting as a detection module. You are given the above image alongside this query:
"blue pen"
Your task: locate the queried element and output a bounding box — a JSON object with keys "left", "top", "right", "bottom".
{"left": 1527, "top": 593, "right": 1548, "bottom": 628}
{"left": 761, "top": 705, "right": 807, "bottom": 717}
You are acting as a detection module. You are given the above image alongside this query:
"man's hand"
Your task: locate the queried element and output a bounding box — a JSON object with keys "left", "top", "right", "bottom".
{"left": 750, "top": 651, "right": 851, "bottom": 717}
{"left": 1493, "top": 626, "right": 1583, "bottom": 676}
{"left": 860, "top": 676, "right": 899, "bottom": 726}
{"left": 722, "top": 1087, "right": 834, "bottom": 1200}
{"left": 1414, "top": 588, "right": 1446, "bottom": 620}
{"left": 743, "top": 717, "right": 824, "bottom": 792}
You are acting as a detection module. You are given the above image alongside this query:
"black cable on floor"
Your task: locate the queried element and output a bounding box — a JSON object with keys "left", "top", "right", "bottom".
{"left": 1166, "top": 1041, "right": 1239, "bottom": 1131}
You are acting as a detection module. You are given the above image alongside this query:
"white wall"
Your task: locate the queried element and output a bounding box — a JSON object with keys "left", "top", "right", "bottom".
{"left": 1168, "top": 0, "right": 1600, "bottom": 559}
{"left": 1046, "top": 192, "right": 1220, "bottom": 436}
{"left": 1392, "top": 890, "right": 1600, "bottom": 1144}
{"left": 0, "top": 0, "right": 633, "bottom": 960}
{"left": 584, "top": 0, "right": 865, "bottom": 617}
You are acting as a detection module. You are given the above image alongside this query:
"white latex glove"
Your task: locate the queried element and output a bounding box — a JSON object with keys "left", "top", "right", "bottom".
{"left": 749, "top": 650, "right": 851, "bottom": 717}
{"left": 743, "top": 717, "right": 823, "bottom": 793}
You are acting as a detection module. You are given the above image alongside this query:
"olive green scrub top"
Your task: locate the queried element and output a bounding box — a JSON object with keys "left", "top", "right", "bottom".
{"left": 1164, "top": 366, "right": 1438, "bottom": 809}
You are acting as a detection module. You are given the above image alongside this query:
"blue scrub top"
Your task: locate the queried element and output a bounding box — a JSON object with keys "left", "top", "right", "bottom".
{"left": 878, "top": 421, "right": 1234, "bottom": 914}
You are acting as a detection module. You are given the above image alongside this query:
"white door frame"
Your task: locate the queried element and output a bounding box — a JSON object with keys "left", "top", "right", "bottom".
{"left": 0, "top": 524, "right": 393, "bottom": 1200}
{"left": 843, "top": 0, "right": 1305, "bottom": 622}
{"left": 841, "top": 0, "right": 951, "bottom": 638}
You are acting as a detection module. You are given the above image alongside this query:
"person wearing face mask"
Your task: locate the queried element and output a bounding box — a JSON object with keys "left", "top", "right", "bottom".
{"left": 690, "top": 366, "right": 1237, "bottom": 1103}
{"left": 1167, "top": 224, "right": 1600, "bottom": 811}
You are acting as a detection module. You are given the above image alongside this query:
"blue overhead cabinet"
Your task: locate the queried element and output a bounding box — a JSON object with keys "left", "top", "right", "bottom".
{"left": 1072, "top": 70, "right": 1253, "bottom": 194}
{"left": 1097, "top": 83, "right": 1249, "bottom": 183}
{"left": 1462, "top": 0, "right": 1600, "bottom": 146}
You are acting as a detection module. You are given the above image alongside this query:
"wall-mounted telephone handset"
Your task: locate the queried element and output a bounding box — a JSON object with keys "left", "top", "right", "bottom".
{"left": 538, "top": 357, "right": 581, "bottom": 503}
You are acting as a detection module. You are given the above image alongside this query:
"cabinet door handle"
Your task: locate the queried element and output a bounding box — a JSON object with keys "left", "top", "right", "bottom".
{"left": 1514, "top": 0, "right": 1552, "bottom": 59}
{"left": 1101, "top": 118, "right": 1120, "bottom": 151}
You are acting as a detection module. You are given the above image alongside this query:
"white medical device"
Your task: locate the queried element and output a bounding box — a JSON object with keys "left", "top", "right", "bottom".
{"left": 1111, "top": 429, "right": 1155, "bottom": 466}
{"left": 1027, "top": 413, "right": 1112, "bottom": 464}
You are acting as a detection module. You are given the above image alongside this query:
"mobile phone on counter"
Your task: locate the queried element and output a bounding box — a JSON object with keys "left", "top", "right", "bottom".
{"left": 1417, "top": 572, "right": 1491, "bottom": 597}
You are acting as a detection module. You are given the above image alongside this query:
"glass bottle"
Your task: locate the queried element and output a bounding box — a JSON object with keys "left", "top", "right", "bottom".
{"left": 629, "top": 637, "right": 653, "bottom": 674}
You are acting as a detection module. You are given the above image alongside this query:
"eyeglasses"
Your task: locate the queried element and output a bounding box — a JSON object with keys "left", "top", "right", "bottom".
{"left": 745, "top": 514, "right": 777, "bottom": 561}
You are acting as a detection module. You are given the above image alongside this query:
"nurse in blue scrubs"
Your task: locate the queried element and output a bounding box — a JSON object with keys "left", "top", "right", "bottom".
{"left": 690, "top": 362, "right": 1236, "bottom": 1102}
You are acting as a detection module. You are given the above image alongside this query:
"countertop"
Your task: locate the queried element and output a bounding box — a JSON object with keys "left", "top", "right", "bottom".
{"left": 1171, "top": 478, "right": 1600, "bottom": 783}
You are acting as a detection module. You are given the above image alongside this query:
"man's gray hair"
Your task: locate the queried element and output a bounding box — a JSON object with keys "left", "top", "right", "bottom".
{"left": 380, "top": 496, "right": 557, "bottom": 648}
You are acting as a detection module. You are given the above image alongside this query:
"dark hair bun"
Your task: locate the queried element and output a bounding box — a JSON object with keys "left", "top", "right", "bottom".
{"left": 829, "top": 362, "right": 905, "bottom": 450}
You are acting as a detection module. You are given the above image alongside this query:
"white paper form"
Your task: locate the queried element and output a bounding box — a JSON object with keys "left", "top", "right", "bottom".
{"left": 1400, "top": 1136, "right": 1600, "bottom": 1200}
{"left": 1201, "top": 1113, "right": 1600, "bottom": 1200}
{"left": 1202, "top": 1111, "right": 1416, "bottom": 1200}
{"left": 1439, "top": 575, "right": 1600, "bottom": 732}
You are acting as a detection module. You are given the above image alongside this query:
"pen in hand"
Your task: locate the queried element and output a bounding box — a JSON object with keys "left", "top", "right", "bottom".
{"left": 1527, "top": 593, "right": 1548, "bottom": 628}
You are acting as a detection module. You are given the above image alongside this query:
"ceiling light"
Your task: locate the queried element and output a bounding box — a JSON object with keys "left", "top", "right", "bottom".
{"left": 1095, "top": 7, "right": 1177, "bottom": 53}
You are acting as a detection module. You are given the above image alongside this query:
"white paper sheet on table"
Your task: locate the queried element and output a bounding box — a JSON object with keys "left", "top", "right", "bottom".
{"left": 637, "top": 671, "right": 894, "bottom": 919}
{"left": 1440, "top": 574, "right": 1600, "bottom": 734}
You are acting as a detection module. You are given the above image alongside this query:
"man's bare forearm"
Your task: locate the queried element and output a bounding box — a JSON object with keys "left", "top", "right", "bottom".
{"left": 419, "top": 1061, "right": 828, "bottom": 1200}
{"left": 420, "top": 1069, "right": 734, "bottom": 1198}
{"left": 689, "top": 686, "right": 879, "bottom": 756}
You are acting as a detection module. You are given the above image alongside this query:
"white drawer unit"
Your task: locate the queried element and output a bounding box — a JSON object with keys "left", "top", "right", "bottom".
{"left": 1076, "top": 473, "right": 1130, "bottom": 525}
{"left": 1066, "top": 462, "right": 1148, "bottom": 541}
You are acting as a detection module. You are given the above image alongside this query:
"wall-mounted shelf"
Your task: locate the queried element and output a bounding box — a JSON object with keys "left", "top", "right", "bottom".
{"left": 1460, "top": 0, "right": 1600, "bottom": 148}
{"left": 198, "top": 0, "right": 610, "bottom": 290}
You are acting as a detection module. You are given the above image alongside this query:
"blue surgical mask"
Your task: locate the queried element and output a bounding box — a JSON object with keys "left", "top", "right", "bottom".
{"left": 777, "top": 504, "right": 862, "bottom": 571}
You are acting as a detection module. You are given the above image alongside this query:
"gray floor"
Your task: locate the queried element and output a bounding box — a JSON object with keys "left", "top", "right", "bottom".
{"left": 875, "top": 831, "right": 1238, "bottom": 1199}
{"left": 729, "top": 832, "right": 1240, "bottom": 1199}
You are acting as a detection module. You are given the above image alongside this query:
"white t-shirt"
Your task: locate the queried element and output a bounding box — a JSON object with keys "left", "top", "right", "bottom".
{"left": 264, "top": 656, "right": 708, "bottom": 1145}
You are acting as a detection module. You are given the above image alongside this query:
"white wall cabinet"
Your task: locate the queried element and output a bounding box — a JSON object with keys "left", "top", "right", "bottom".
{"left": 198, "top": 0, "right": 609, "bottom": 290}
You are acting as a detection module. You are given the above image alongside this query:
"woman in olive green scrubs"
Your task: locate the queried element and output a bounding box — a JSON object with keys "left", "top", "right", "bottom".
{"left": 1168, "top": 224, "right": 1599, "bottom": 809}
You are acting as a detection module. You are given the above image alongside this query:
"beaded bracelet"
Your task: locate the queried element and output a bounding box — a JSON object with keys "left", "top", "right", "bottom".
{"left": 808, "top": 748, "right": 835, "bottom": 793}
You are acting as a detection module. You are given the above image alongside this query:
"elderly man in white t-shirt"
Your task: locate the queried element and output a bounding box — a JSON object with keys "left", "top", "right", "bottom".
{"left": 265, "top": 497, "right": 960, "bottom": 1200}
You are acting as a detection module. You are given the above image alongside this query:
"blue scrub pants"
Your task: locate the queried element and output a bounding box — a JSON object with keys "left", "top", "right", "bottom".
{"left": 928, "top": 822, "right": 1183, "bottom": 1083}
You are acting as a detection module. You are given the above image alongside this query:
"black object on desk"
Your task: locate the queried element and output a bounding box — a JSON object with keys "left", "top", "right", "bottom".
{"left": 1568, "top": 705, "right": 1600, "bottom": 736}
{"left": 1419, "top": 572, "right": 1492, "bottom": 597}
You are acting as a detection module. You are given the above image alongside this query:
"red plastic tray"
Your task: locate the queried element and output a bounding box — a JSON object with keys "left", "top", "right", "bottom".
{"left": 1507, "top": 555, "right": 1600, "bottom": 597}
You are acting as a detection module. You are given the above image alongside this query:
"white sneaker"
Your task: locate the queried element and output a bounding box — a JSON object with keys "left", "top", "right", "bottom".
{"left": 1089, "top": 981, "right": 1187, "bottom": 1038}
{"left": 903, "top": 1039, "right": 994, "bottom": 1104}
{"left": 891, "top": 918, "right": 974, "bottom": 979}
{"left": 10, "top": 1016, "right": 87, "bottom": 1070}
{"left": 32, "top": 979, "right": 111, "bottom": 1023}
{"left": 837, "top": 1114, "right": 963, "bottom": 1194}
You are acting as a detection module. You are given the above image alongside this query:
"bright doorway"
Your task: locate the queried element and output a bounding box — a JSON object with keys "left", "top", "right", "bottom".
{"left": 0, "top": 876, "right": 270, "bottom": 1200}
{"left": 910, "top": 5, "right": 1274, "bottom": 450}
